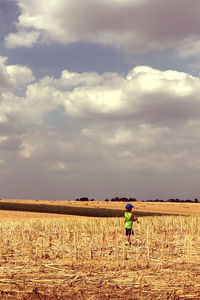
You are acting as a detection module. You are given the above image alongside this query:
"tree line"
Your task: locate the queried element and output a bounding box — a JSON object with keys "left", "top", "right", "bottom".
{"left": 75, "top": 197, "right": 199, "bottom": 203}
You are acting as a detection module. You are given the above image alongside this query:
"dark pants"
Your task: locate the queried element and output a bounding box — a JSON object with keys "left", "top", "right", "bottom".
{"left": 125, "top": 228, "right": 134, "bottom": 236}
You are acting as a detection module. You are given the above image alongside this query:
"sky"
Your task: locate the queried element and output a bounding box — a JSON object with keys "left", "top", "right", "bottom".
{"left": 1, "top": 0, "right": 200, "bottom": 201}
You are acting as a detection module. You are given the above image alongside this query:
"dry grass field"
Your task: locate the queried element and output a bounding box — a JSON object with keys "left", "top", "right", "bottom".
{"left": 0, "top": 205, "right": 200, "bottom": 299}
{"left": 2, "top": 199, "right": 200, "bottom": 215}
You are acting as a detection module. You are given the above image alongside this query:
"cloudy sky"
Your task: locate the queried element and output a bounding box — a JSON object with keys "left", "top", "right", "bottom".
{"left": 1, "top": 0, "right": 200, "bottom": 201}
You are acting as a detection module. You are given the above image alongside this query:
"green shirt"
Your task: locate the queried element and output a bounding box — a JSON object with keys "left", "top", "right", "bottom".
{"left": 124, "top": 211, "right": 133, "bottom": 229}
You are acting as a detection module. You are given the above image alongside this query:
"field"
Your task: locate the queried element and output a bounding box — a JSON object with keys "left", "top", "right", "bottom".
{"left": 0, "top": 201, "right": 200, "bottom": 299}
{"left": 2, "top": 199, "right": 200, "bottom": 215}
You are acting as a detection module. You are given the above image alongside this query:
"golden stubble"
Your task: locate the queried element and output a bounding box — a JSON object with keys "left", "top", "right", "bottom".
{"left": 0, "top": 215, "right": 200, "bottom": 299}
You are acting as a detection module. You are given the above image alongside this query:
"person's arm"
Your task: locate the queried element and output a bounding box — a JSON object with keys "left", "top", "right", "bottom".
{"left": 131, "top": 214, "right": 138, "bottom": 222}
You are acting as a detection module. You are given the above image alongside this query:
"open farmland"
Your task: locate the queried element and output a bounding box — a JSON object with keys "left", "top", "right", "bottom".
{"left": 0, "top": 213, "right": 200, "bottom": 299}
{"left": 2, "top": 199, "right": 200, "bottom": 215}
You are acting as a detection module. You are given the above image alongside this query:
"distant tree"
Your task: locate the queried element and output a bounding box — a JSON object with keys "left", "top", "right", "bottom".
{"left": 185, "top": 199, "right": 192, "bottom": 203}
{"left": 175, "top": 198, "right": 180, "bottom": 202}
{"left": 129, "top": 198, "right": 137, "bottom": 202}
{"left": 108, "top": 196, "right": 137, "bottom": 202}
{"left": 80, "top": 197, "right": 89, "bottom": 201}
{"left": 167, "top": 199, "right": 175, "bottom": 202}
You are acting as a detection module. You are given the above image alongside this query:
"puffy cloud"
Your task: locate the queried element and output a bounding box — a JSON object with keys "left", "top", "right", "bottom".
{"left": 0, "top": 57, "right": 34, "bottom": 128}
{"left": 1, "top": 62, "right": 200, "bottom": 199}
{"left": 1, "top": 62, "right": 200, "bottom": 132}
{"left": 5, "top": 30, "right": 40, "bottom": 49}
{"left": 5, "top": 0, "right": 200, "bottom": 55}
{"left": 0, "top": 56, "right": 34, "bottom": 91}
{"left": 6, "top": 64, "right": 35, "bottom": 86}
{"left": 0, "top": 56, "right": 14, "bottom": 91}
{"left": 0, "top": 92, "right": 22, "bottom": 124}
{"left": 58, "top": 70, "right": 121, "bottom": 88}
{"left": 62, "top": 66, "right": 200, "bottom": 124}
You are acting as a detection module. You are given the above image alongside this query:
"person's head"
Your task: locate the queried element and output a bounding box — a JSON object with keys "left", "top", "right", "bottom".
{"left": 125, "top": 203, "right": 134, "bottom": 212}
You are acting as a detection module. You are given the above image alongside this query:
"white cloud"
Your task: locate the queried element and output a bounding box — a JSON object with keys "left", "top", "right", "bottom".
{"left": 0, "top": 92, "right": 22, "bottom": 124}
{"left": 5, "top": 30, "right": 40, "bottom": 49}
{"left": 1, "top": 61, "right": 200, "bottom": 132}
{"left": 6, "top": 64, "right": 35, "bottom": 86}
{"left": 65, "top": 87, "right": 123, "bottom": 117}
{"left": 60, "top": 66, "right": 200, "bottom": 123}
{"left": 1, "top": 61, "right": 200, "bottom": 199}
{"left": 0, "top": 56, "right": 34, "bottom": 93}
{"left": 22, "top": 79, "right": 63, "bottom": 123}
{"left": 0, "top": 55, "right": 34, "bottom": 125}
{"left": 5, "top": 0, "right": 200, "bottom": 55}
{"left": 0, "top": 56, "right": 15, "bottom": 91}
{"left": 59, "top": 70, "right": 121, "bottom": 88}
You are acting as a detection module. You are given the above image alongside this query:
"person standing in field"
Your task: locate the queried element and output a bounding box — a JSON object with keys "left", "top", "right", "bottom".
{"left": 125, "top": 203, "right": 139, "bottom": 246}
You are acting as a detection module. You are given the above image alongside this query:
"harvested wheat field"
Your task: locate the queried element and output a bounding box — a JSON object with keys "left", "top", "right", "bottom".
{"left": 2, "top": 199, "right": 200, "bottom": 215}
{"left": 0, "top": 211, "right": 200, "bottom": 299}
{"left": 0, "top": 210, "right": 88, "bottom": 220}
